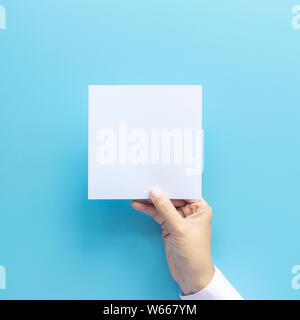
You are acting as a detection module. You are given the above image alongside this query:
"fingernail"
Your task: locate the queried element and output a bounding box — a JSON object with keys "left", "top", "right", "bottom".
{"left": 150, "top": 187, "right": 162, "bottom": 199}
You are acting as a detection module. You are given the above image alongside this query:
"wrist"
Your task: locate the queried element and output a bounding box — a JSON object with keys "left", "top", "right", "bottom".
{"left": 182, "top": 264, "right": 215, "bottom": 296}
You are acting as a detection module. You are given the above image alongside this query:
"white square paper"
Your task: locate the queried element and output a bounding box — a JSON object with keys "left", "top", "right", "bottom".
{"left": 88, "top": 85, "right": 203, "bottom": 199}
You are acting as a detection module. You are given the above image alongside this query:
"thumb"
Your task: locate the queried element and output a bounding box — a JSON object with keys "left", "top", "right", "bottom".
{"left": 149, "top": 188, "right": 183, "bottom": 231}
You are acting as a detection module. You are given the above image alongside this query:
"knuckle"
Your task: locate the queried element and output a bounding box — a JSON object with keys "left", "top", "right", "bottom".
{"left": 200, "top": 199, "right": 213, "bottom": 218}
{"left": 207, "top": 206, "right": 213, "bottom": 221}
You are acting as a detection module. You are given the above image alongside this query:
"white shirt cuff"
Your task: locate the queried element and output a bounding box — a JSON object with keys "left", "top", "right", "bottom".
{"left": 180, "top": 267, "right": 243, "bottom": 300}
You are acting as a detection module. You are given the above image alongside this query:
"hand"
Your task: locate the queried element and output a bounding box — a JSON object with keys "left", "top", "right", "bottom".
{"left": 131, "top": 188, "right": 214, "bottom": 296}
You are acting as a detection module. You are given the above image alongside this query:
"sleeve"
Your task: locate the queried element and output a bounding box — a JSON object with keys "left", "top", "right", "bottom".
{"left": 180, "top": 266, "right": 243, "bottom": 300}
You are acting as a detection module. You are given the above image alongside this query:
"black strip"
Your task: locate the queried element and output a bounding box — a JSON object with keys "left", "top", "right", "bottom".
{"left": 0, "top": 300, "right": 297, "bottom": 319}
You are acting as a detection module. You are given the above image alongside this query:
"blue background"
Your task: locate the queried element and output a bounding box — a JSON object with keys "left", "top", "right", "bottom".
{"left": 0, "top": 0, "right": 299, "bottom": 300}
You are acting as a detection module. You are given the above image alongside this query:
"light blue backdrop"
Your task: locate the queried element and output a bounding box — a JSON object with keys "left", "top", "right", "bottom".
{"left": 0, "top": 0, "right": 299, "bottom": 300}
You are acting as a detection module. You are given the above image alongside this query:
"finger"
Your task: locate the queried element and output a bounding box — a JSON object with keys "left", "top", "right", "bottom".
{"left": 170, "top": 199, "right": 187, "bottom": 207}
{"left": 135, "top": 199, "right": 152, "bottom": 204}
{"left": 131, "top": 200, "right": 163, "bottom": 225}
{"left": 185, "top": 198, "right": 205, "bottom": 204}
{"left": 136, "top": 199, "right": 186, "bottom": 208}
{"left": 180, "top": 204, "right": 194, "bottom": 217}
{"left": 186, "top": 198, "right": 210, "bottom": 210}
{"left": 149, "top": 188, "right": 183, "bottom": 231}
{"left": 185, "top": 198, "right": 212, "bottom": 218}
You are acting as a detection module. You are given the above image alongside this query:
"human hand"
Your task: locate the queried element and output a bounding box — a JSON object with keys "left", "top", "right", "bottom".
{"left": 131, "top": 188, "right": 215, "bottom": 296}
